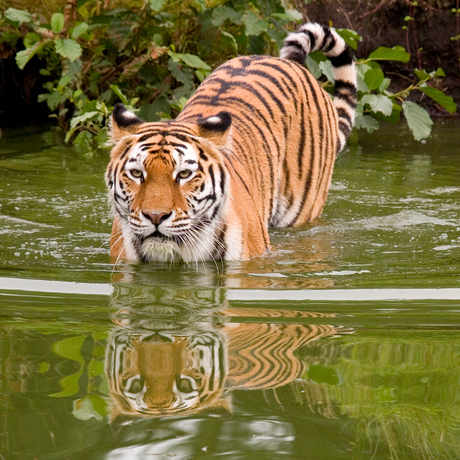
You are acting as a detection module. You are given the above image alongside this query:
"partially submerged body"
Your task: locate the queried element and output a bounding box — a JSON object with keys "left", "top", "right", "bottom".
{"left": 105, "top": 23, "right": 357, "bottom": 263}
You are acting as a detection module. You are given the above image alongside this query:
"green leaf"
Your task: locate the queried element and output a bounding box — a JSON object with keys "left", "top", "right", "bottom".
{"left": 55, "top": 38, "right": 82, "bottom": 61}
{"left": 211, "top": 6, "right": 243, "bottom": 27}
{"left": 23, "top": 32, "right": 40, "bottom": 48}
{"left": 434, "top": 67, "right": 446, "bottom": 77}
{"left": 71, "top": 22, "right": 89, "bottom": 40}
{"left": 419, "top": 87, "right": 457, "bottom": 113}
{"left": 363, "top": 68, "right": 384, "bottom": 91}
{"left": 110, "top": 84, "right": 129, "bottom": 105}
{"left": 15, "top": 40, "right": 51, "bottom": 69}
{"left": 402, "top": 101, "right": 433, "bottom": 140}
{"left": 137, "top": 96, "right": 171, "bottom": 121}
{"left": 64, "top": 59, "right": 83, "bottom": 82}
{"left": 414, "top": 68, "right": 431, "bottom": 81}
{"left": 371, "top": 103, "right": 402, "bottom": 124}
{"left": 149, "top": 0, "right": 167, "bottom": 10}
{"left": 319, "top": 60, "right": 335, "bottom": 83}
{"left": 243, "top": 11, "right": 268, "bottom": 36}
{"left": 51, "top": 13, "right": 65, "bottom": 33}
{"left": 46, "top": 90, "right": 64, "bottom": 111}
{"left": 379, "top": 78, "right": 391, "bottom": 92}
{"left": 95, "top": 127, "right": 110, "bottom": 145}
{"left": 4, "top": 7, "right": 32, "bottom": 24}
{"left": 305, "top": 55, "right": 321, "bottom": 79}
{"left": 337, "top": 28, "right": 361, "bottom": 50}
{"left": 355, "top": 114, "right": 380, "bottom": 133}
{"left": 181, "top": 53, "right": 211, "bottom": 70}
{"left": 73, "top": 131, "right": 95, "bottom": 153}
{"left": 368, "top": 46, "right": 410, "bottom": 63}
{"left": 70, "top": 111, "right": 100, "bottom": 129}
{"left": 270, "top": 12, "right": 300, "bottom": 24}
{"left": 361, "top": 94, "right": 393, "bottom": 116}
{"left": 168, "top": 59, "right": 194, "bottom": 87}
{"left": 52, "top": 336, "right": 85, "bottom": 364}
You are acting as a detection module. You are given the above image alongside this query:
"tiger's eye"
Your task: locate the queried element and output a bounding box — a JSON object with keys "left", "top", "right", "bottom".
{"left": 176, "top": 376, "right": 195, "bottom": 393}
{"left": 177, "top": 170, "right": 192, "bottom": 180}
{"left": 123, "top": 377, "right": 144, "bottom": 393}
{"left": 130, "top": 169, "right": 143, "bottom": 178}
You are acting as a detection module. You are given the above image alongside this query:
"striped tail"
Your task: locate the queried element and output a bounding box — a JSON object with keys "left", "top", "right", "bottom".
{"left": 280, "top": 23, "right": 357, "bottom": 153}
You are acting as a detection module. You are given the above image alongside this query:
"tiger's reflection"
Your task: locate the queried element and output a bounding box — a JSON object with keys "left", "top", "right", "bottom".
{"left": 106, "top": 285, "right": 347, "bottom": 420}
{"left": 107, "top": 327, "right": 228, "bottom": 418}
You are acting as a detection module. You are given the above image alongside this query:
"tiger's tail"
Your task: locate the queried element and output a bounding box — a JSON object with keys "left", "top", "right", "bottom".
{"left": 280, "top": 23, "right": 357, "bottom": 153}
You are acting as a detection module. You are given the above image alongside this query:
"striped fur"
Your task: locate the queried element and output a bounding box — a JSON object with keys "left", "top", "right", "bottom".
{"left": 106, "top": 329, "right": 229, "bottom": 419}
{"left": 106, "top": 308, "right": 340, "bottom": 419}
{"left": 106, "top": 22, "right": 357, "bottom": 263}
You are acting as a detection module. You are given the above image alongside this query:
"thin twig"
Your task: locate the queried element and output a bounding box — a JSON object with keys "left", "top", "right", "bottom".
{"left": 359, "top": 0, "right": 388, "bottom": 20}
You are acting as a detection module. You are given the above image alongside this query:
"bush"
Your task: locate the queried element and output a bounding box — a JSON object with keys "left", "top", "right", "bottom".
{"left": 0, "top": 1, "right": 456, "bottom": 154}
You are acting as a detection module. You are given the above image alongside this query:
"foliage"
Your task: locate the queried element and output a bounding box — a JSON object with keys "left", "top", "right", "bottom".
{"left": 307, "top": 30, "right": 456, "bottom": 141}
{"left": 0, "top": 1, "right": 457, "bottom": 153}
{"left": 50, "top": 332, "right": 109, "bottom": 420}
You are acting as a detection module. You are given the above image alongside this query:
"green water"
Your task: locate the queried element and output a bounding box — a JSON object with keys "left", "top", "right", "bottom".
{"left": 1, "top": 121, "right": 460, "bottom": 459}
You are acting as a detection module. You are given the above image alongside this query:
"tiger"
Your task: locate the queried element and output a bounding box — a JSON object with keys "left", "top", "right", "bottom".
{"left": 105, "top": 23, "right": 357, "bottom": 263}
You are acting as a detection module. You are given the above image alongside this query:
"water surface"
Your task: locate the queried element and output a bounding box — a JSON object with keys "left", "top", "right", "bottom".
{"left": 1, "top": 121, "right": 460, "bottom": 459}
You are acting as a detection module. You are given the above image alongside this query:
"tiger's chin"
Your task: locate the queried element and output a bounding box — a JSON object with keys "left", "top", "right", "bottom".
{"left": 140, "top": 237, "right": 182, "bottom": 263}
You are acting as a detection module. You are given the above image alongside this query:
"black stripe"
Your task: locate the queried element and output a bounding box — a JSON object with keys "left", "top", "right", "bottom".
{"left": 329, "top": 48, "right": 354, "bottom": 68}
{"left": 302, "top": 30, "right": 316, "bottom": 51}
{"left": 283, "top": 41, "right": 306, "bottom": 64}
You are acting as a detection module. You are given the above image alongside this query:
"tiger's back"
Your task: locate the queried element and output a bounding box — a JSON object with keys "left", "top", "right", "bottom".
{"left": 179, "top": 54, "right": 339, "bottom": 229}
{"left": 106, "top": 23, "right": 357, "bottom": 262}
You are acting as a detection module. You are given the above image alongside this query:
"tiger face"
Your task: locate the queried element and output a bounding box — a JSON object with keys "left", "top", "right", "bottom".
{"left": 106, "top": 106, "right": 235, "bottom": 263}
{"left": 106, "top": 329, "right": 228, "bottom": 418}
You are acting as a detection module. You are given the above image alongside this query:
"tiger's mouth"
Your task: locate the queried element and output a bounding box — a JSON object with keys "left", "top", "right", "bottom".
{"left": 140, "top": 231, "right": 182, "bottom": 262}
{"left": 143, "top": 230, "right": 171, "bottom": 242}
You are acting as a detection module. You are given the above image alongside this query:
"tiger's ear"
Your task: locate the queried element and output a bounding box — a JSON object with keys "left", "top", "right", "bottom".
{"left": 197, "top": 111, "right": 232, "bottom": 147}
{"left": 110, "top": 104, "right": 144, "bottom": 141}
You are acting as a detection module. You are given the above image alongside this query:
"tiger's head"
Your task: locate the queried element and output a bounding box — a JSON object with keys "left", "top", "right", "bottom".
{"left": 106, "top": 328, "right": 229, "bottom": 420}
{"left": 106, "top": 104, "right": 233, "bottom": 263}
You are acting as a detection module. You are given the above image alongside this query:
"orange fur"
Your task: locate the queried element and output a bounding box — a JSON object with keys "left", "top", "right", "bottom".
{"left": 105, "top": 24, "right": 356, "bottom": 262}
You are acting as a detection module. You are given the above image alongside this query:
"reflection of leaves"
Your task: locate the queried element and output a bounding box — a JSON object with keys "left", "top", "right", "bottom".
{"left": 72, "top": 395, "right": 105, "bottom": 420}
{"left": 52, "top": 336, "right": 85, "bottom": 364}
{"left": 50, "top": 370, "right": 84, "bottom": 397}
{"left": 306, "top": 365, "right": 340, "bottom": 385}
{"left": 88, "top": 360, "right": 104, "bottom": 377}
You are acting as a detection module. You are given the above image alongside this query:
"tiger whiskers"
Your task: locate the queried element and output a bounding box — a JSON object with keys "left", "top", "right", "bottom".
{"left": 184, "top": 221, "right": 226, "bottom": 275}
{"left": 111, "top": 232, "right": 132, "bottom": 276}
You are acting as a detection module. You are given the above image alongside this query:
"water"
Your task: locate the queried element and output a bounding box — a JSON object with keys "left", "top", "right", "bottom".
{"left": 1, "top": 121, "right": 460, "bottom": 459}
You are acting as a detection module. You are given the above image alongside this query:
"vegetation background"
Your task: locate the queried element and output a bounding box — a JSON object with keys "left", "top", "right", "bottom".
{"left": 0, "top": 0, "right": 458, "bottom": 151}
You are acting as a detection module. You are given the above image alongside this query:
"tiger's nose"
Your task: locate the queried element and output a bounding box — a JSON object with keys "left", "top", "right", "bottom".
{"left": 143, "top": 211, "right": 172, "bottom": 225}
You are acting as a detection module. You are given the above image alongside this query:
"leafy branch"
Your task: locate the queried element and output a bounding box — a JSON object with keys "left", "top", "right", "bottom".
{"left": 1, "top": 2, "right": 457, "bottom": 152}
